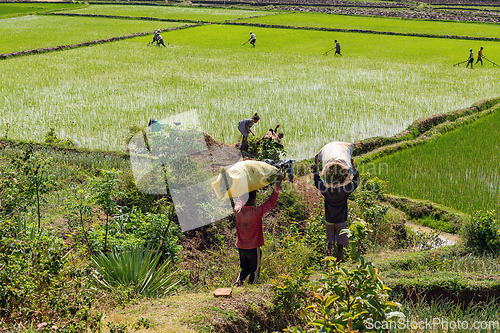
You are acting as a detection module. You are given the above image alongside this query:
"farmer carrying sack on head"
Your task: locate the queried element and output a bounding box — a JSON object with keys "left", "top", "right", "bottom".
{"left": 314, "top": 142, "right": 360, "bottom": 264}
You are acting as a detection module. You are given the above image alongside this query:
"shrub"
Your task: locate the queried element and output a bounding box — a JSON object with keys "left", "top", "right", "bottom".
{"left": 91, "top": 245, "right": 180, "bottom": 298}
{"left": 44, "top": 128, "right": 75, "bottom": 147}
{"left": 86, "top": 207, "right": 182, "bottom": 262}
{"left": 275, "top": 183, "right": 308, "bottom": 222}
{"left": 0, "top": 219, "right": 101, "bottom": 331}
{"left": 283, "top": 221, "right": 404, "bottom": 333}
{"left": 462, "top": 210, "right": 500, "bottom": 254}
{"left": 271, "top": 268, "right": 312, "bottom": 326}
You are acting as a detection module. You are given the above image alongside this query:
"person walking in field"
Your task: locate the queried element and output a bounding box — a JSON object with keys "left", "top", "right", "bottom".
{"left": 249, "top": 31, "right": 256, "bottom": 47}
{"left": 238, "top": 113, "right": 260, "bottom": 151}
{"left": 313, "top": 154, "right": 360, "bottom": 264}
{"left": 475, "top": 47, "right": 484, "bottom": 65}
{"left": 466, "top": 48, "right": 474, "bottom": 68}
{"left": 334, "top": 40, "right": 342, "bottom": 56}
{"left": 233, "top": 173, "right": 285, "bottom": 286}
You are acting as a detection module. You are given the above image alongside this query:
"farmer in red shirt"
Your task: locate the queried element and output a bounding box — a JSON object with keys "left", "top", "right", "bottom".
{"left": 475, "top": 47, "right": 484, "bottom": 65}
{"left": 233, "top": 173, "right": 284, "bottom": 286}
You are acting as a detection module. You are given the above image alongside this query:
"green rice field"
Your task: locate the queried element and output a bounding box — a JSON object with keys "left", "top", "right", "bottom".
{"left": 61, "top": 4, "right": 270, "bottom": 22}
{"left": 360, "top": 108, "right": 500, "bottom": 215}
{"left": 242, "top": 12, "right": 500, "bottom": 39}
{"left": 0, "top": 3, "right": 84, "bottom": 18}
{"left": 1, "top": 6, "right": 500, "bottom": 161}
{"left": 1, "top": 21, "right": 500, "bottom": 159}
{"left": 0, "top": 15, "right": 186, "bottom": 54}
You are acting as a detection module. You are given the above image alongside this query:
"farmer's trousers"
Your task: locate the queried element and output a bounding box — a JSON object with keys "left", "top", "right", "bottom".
{"left": 236, "top": 248, "right": 261, "bottom": 285}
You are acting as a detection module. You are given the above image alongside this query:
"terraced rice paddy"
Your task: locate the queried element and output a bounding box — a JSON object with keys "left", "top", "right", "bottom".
{"left": 60, "top": 5, "right": 270, "bottom": 22}
{"left": 0, "top": 15, "right": 186, "bottom": 54}
{"left": 1, "top": 5, "right": 500, "bottom": 161}
{"left": 360, "top": 107, "right": 500, "bottom": 215}
{"left": 0, "top": 3, "right": 83, "bottom": 17}
{"left": 241, "top": 12, "right": 500, "bottom": 39}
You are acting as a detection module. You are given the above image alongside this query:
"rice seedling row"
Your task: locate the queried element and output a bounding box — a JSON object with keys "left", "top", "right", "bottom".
{"left": 2, "top": 24, "right": 500, "bottom": 160}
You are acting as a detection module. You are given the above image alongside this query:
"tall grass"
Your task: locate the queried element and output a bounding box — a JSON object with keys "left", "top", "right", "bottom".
{"left": 360, "top": 108, "right": 500, "bottom": 214}
{"left": 61, "top": 4, "right": 269, "bottom": 22}
{"left": 242, "top": 12, "right": 500, "bottom": 39}
{"left": 393, "top": 296, "right": 500, "bottom": 333}
{"left": 0, "top": 15, "right": 185, "bottom": 54}
{"left": 1, "top": 25, "right": 500, "bottom": 159}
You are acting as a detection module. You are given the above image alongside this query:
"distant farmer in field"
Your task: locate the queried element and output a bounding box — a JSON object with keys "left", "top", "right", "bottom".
{"left": 156, "top": 33, "right": 166, "bottom": 47}
{"left": 466, "top": 48, "right": 474, "bottom": 68}
{"left": 257, "top": 125, "right": 284, "bottom": 147}
{"left": 249, "top": 31, "right": 256, "bottom": 47}
{"left": 150, "top": 29, "right": 160, "bottom": 44}
{"left": 314, "top": 154, "right": 359, "bottom": 264}
{"left": 475, "top": 47, "right": 484, "bottom": 65}
{"left": 238, "top": 113, "right": 260, "bottom": 151}
{"left": 233, "top": 173, "right": 284, "bottom": 287}
{"left": 334, "top": 40, "right": 342, "bottom": 56}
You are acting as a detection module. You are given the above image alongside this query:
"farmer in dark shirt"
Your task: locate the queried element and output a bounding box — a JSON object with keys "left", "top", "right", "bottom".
{"left": 314, "top": 154, "right": 360, "bottom": 263}
{"left": 334, "top": 40, "right": 342, "bottom": 56}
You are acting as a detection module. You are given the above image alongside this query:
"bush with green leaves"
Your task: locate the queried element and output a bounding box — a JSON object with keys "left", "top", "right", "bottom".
{"left": 89, "top": 169, "right": 122, "bottom": 253}
{"left": 462, "top": 210, "right": 500, "bottom": 254}
{"left": 86, "top": 207, "right": 182, "bottom": 262}
{"left": 275, "top": 183, "right": 308, "bottom": 222}
{"left": 271, "top": 268, "right": 312, "bottom": 326}
{"left": 0, "top": 218, "right": 102, "bottom": 331}
{"left": 276, "top": 221, "right": 404, "bottom": 333}
{"left": 91, "top": 245, "right": 180, "bottom": 298}
{"left": 44, "top": 128, "right": 75, "bottom": 147}
{"left": 0, "top": 165, "right": 23, "bottom": 218}
{"left": 258, "top": 138, "right": 286, "bottom": 161}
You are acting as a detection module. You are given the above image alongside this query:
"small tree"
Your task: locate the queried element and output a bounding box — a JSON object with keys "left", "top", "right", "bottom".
{"left": 66, "top": 185, "right": 94, "bottom": 255}
{"left": 11, "top": 146, "right": 54, "bottom": 228}
{"left": 90, "top": 170, "right": 122, "bottom": 253}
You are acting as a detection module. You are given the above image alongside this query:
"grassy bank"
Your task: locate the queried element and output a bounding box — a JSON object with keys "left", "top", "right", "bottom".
{"left": 360, "top": 105, "right": 500, "bottom": 215}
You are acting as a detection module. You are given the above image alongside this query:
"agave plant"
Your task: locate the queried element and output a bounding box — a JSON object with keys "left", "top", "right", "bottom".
{"left": 91, "top": 245, "right": 179, "bottom": 298}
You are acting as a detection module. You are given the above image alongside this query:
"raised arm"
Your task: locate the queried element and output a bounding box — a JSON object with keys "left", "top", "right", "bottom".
{"left": 234, "top": 196, "right": 244, "bottom": 213}
{"left": 313, "top": 154, "right": 327, "bottom": 194}
{"left": 257, "top": 174, "right": 284, "bottom": 215}
{"left": 245, "top": 120, "right": 255, "bottom": 136}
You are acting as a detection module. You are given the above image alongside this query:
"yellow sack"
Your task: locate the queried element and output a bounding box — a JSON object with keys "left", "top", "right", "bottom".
{"left": 211, "top": 160, "right": 278, "bottom": 199}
